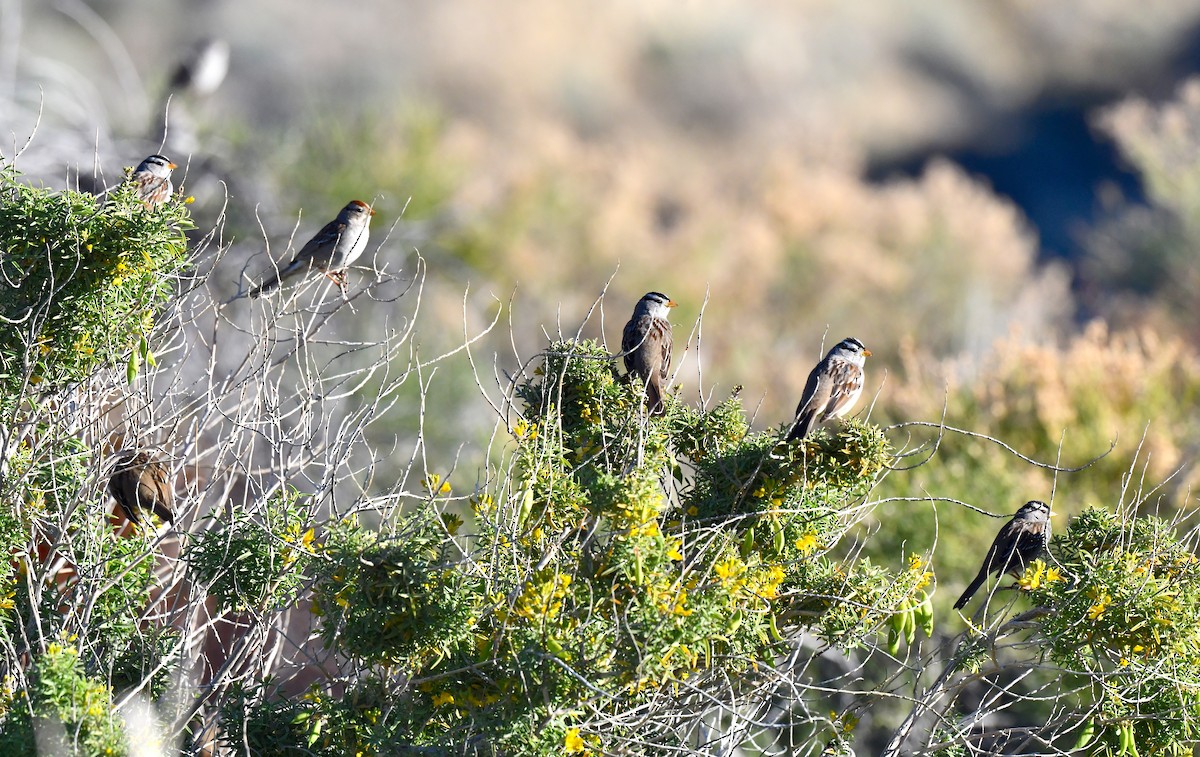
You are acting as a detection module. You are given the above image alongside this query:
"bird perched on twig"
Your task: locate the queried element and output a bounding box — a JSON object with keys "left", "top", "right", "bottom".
{"left": 130, "top": 154, "right": 177, "bottom": 210}
{"left": 108, "top": 451, "right": 175, "bottom": 528}
{"left": 787, "top": 337, "right": 871, "bottom": 441}
{"left": 954, "top": 499, "right": 1052, "bottom": 610}
{"left": 621, "top": 291, "right": 677, "bottom": 416}
{"left": 249, "top": 200, "right": 375, "bottom": 297}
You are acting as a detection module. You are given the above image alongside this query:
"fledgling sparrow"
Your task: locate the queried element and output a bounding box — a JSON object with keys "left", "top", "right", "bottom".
{"left": 131, "top": 154, "right": 177, "bottom": 210}
{"left": 249, "top": 200, "right": 375, "bottom": 297}
{"left": 787, "top": 337, "right": 871, "bottom": 441}
{"left": 954, "top": 500, "right": 1052, "bottom": 610}
{"left": 622, "top": 291, "right": 677, "bottom": 416}
{"left": 108, "top": 451, "right": 175, "bottom": 528}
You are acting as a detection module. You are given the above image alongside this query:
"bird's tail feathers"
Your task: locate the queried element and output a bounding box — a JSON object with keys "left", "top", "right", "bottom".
{"left": 250, "top": 258, "right": 307, "bottom": 298}
{"left": 953, "top": 569, "right": 988, "bottom": 610}
{"left": 152, "top": 501, "right": 174, "bottom": 524}
{"left": 646, "top": 377, "right": 666, "bottom": 416}
{"left": 248, "top": 274, "right": 281, "bottom": 298}
{"left": 787, "top": 412, "right": 814, "bottom": 442}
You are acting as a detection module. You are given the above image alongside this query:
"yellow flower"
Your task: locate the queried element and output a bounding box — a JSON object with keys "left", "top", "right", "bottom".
{"left": 686, "top": 506, "right": 699, "bottom": 516}
{"left": 514, "top": 572, "right": 572, "bottom": 621}
{"left": 715, "top": 557, "right": 743, "bottom": 582}
{"left": 666, "top": 541, "right": 683, "bottom": 561}
{"left": 908, "top": 554, "right": 924, "bottom": 572}
{"left": 759, "top": 565, "right": 787, "bottom": 600}
{"left": 794, "top": 531, "right": 820, "bottom": 554}
{"left": 1087, "top": 592, "right": 1111, "bottom": 620}
{"left": 184, "top": 195, "right": 195, "bottom": 204}
{"left": 513, "top": 419, "right": 538, "bottom": 439}
{"left": 439, "top": 480, "right": 452, "bottom": 495}
{"left": 1044, "top": 567, "right": 1063, "bottom": 584}
{"left": 1017, "top": 560, "right": 1047, "bottom": 591}
{"left": 671, "top": 590, "right": 694, "bottom": 616}
{"left": 915, "top": 570, "right": 933, "bottom": 590}
{"left": 431, "top": 692, "right": 455, "bottom": 707}
{"left": 564, "top": 727, "right": 586, "bottom": 754}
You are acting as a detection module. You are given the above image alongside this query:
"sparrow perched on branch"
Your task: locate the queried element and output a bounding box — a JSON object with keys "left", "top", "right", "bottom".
{"left": 108, "top": 451, "right": 175, "bottom": 527}
{"left": 954, "top": 499, "right": 1052, "bottom": 610}
{"left": 249, "top": 200, "right": 375, "bottom": 297}
{"left": 787, "top": 337, "right": 871, "bottom": 441}
{"left": 621, "top": 291, "right": 677, "bottom": 416}
{"left": 130, "top": 154, "right": 177, "bottom": 210}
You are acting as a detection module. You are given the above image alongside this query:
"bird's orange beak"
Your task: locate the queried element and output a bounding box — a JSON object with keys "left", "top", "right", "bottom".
{"left": 862, "top": 349, "right": 872, "bottom": 357}
{"left": 168, "top": 162, "right": 177, "bottom": 170}
{"left": 667, "top": 300, "right": 678, "bottom": 308}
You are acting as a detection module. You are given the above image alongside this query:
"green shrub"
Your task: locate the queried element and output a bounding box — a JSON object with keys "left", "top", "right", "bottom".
{"left": 188, "top": 489, "right": 313, "bottom": 614}
{"left": 1027, "top": 508, "right": 1200, "bottom": 754}
{"left": 312, "top": 512, "right": 480, "bottom": 667}
{"left": 0, "top": 161, "right": 192, "bottom": 407}
{"left": 0, "top": 639, "right": 127, "bottom": 757}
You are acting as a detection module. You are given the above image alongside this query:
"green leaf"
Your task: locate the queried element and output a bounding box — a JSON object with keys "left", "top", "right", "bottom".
{"left": 126, "top": 348, "right": 140, "bottom": 384}
{"left": 141, "top": 334, "right": 157, "bottom": 368}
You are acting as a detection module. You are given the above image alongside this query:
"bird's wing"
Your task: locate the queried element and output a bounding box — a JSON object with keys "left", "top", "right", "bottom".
{"left": 658, "top": 321, "right": 673, "bottom": 379}
{"left": 794, "top": 361, "right": 832, "bottom": 422}
{"left": 292, "top": 219, "right": 347, "bottom": 267}
{"left": 820, "top": 358, "right": 862, "bottom": 420}
{"left": 622, "top": 317, "right": 647, "bottom": 375}
{"left": 110, "top": 470, "right": 143, "bottom": 525}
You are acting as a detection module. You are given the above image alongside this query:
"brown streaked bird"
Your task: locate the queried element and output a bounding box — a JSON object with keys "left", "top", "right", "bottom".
{"left": 130, "top": 154, "right": 177, "bottom": 209}
{"left": 108, "top": 451, "right": 175, "bottom": 528}
{"left": 249, "top": 200, "right": 375, "bottom": 297}
{"left": 621, "top": 291, "right": 677, "bottom": 416}
{"left": 787, "top": 337, "right": 871, "bottom": 441}
{"left": 954, "top": 500, "right": 1052, "bottom": 610}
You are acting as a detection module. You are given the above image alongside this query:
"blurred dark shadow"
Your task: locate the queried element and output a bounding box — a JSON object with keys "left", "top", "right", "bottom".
{"left": 865, "top": 21, "right": 1200, "bottom": 261}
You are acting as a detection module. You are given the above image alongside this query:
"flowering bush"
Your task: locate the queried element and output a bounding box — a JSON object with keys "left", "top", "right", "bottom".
{"left": 0, "top": 162, "right": 192, "bottom": 407}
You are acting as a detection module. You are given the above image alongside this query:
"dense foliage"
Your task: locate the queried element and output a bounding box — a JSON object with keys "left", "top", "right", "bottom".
{"left": 0, "top": 161, "right": 192, "bottom": 407}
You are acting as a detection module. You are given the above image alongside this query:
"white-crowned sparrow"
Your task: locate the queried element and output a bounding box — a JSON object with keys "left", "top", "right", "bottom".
{"left": 249, "top": 200, "right": 375, "bottom": 298}
{"left": 108, "top": 451, "right": 175, "bottom": 527}
{"left": 131, "top": 154, "right": 177, "bottom": 209}
{"left": 787, "top": 337, "right": 871, "bottom": 441}
{"left": 622, "top": 291, "right": 677, "bottom": 416}
{"left": 954, "top": 500, "right": 1052, "bottom": 610}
